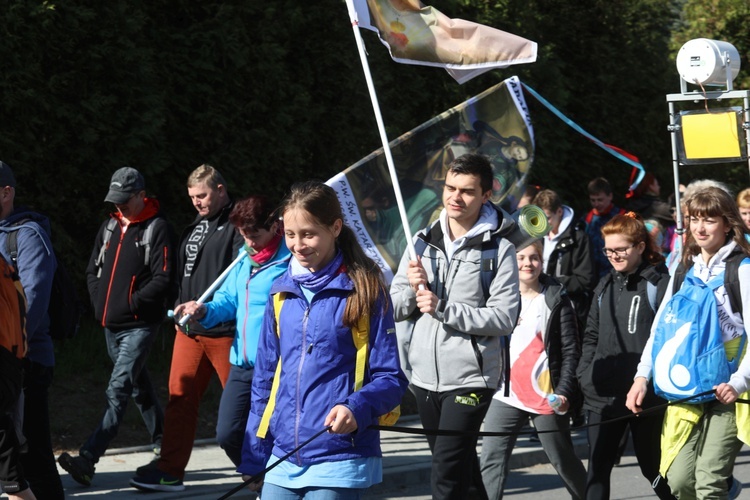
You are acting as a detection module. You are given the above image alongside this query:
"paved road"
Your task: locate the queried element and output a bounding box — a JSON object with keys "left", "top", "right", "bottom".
{"left": 56, "top": 430, "right": 748, "bottom": 499}
{"left": 372, "top": 445, "right": 750, "bottom": 499}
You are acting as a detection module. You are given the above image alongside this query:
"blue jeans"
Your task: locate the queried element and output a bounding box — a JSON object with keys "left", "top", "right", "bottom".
{"left": 260, "top": 482, "right": 363, "bottom": 499}
{"left": 216, "top": 364, "right": 254, "bottom": 466}
{"left": 82, "top": 325, "right": 164, "bottom": 461}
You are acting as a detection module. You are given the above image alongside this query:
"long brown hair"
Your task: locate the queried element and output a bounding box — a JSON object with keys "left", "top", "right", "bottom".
{"left": 280, "top": 181, "right": 387, "bottom": 329}
{"left": 682, "top": 186, "right": 750, "bottom": 267}
{"left": 601, "top": 212, "right": 665, "bottom": 266}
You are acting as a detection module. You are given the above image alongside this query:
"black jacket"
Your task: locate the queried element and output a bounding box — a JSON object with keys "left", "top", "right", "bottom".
{"left": 577, "top": 262, "right": 669, "bottom": 416}
{"left": 538, "top": 274, "right": 582, "bottom": 411}
{"left": 547, "top": 218, "right": 596, "bottom": 328}
{"left": 175, "top": 201, "right": 243, "bottom": 337}
{"left": 86, "top": 199, "right": 175, "bottom": 330}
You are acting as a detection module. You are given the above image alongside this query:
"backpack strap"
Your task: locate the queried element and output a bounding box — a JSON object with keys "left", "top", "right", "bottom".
{"left": 95, "top": 219, "right": 118, "bottom": 278}
{"left": 672, "top": 262, "right": 687, "bottom": 295}
{"left": 4, "top": 218, "right": 33, "bottom": 264}
{"left": 257, "top": 292, "right": 286, "bottom": 438}
{"left": 6, "top": 228, "right": 19, "bottom": 264}
{"left": 596, "top": 273, "right": 614, "bottom": 309}
{"left": 646, "top": 281, "right": 657, "bottom": 312}
{"left": 479, "top": 235, "right": 501, "bottom": 300}
{"left": 139, "top": 218, "right": 155, "bottom": 264}
{"left": 724, "top": 254, "right": 748, "bottom": 321}
{"left": 352, "top": 315, "right": 369, "bottom": 392}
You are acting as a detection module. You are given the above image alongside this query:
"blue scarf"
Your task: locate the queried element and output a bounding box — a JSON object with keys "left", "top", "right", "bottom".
{"left": 290, "top": 250, "right": 345, "bottom": 293}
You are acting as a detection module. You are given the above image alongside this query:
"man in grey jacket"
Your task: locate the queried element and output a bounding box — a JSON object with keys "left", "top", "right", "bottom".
{"left": 390, "top": 153, "right": 520, "bottom": 500}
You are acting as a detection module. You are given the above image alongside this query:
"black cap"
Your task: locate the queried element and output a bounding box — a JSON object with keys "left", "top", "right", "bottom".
{"left": 104, "top": 167, "right": 145, "bottom": 204}
{"left": 0, "top": 161, "right": 16, "bottom": 188}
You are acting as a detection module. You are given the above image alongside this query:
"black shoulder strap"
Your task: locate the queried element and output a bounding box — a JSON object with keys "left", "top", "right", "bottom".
{"left": 4, "top": 218, "right": 32, "bottom": 264}
{"left": 725, "top": 253, "right": 746, "bottom": 320}
{"left": 596, "top": 273, "right": 614, "bottom": 308}
{"left": 673, "top": 262, "right": 687, "bottom": 295}
{"left": 480, "top": 234, "right": 502, "bottom": 301}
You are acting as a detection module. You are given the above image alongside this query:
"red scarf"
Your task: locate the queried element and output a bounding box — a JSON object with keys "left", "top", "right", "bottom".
{"left": 249, "top": 232, "right": 283, "bottom": 267}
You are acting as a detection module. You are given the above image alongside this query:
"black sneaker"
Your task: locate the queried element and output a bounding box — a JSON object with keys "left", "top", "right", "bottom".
{"left": 58, "top": 452, "right": 95, "bottom": 486}
{"left": 135, "top": 456, "right": 161, "bottom": 476}
{"left": 130, "top": 469, "right": 185, "bottom": 492}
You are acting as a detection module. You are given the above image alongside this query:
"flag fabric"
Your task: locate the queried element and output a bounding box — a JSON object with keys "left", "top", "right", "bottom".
{"left": 351, "top": 0, "right": 537, "bottom": 84}
{"left": 327, "top": 76, "right": 533, "bottom": 283}
{"left": 521, "top": 82, "right": 646, "bottom": 191}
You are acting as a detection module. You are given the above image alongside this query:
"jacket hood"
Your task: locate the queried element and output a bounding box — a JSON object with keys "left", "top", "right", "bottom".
{"left": 0, "top": 207, "right": 52, "bottom": 236}
{"left": 111, "top": 197, "right": 161, "bottom": 224}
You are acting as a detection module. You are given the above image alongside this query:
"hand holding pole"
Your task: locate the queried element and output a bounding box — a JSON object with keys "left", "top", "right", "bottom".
{"left": 176, "top": 249, "right": 248, "bottom": 326}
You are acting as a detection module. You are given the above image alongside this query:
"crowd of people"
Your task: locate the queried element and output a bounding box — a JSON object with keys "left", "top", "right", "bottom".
{"left": 0, "top": 155, "right": 748, "bottom": 500}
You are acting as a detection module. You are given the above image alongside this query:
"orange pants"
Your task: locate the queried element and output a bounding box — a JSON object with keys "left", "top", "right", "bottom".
{"left": 158, "top": 332, "right": 232, "bottom": 478}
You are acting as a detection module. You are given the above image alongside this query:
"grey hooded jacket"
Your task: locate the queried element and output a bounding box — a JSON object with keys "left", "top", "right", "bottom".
{"left": 390, "top": 204, "right": 519, "bottom": 392}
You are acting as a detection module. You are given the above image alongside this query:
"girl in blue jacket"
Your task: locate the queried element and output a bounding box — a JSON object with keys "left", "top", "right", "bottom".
{"left": 239, "top": 181, "right": 408, "bottom": 499}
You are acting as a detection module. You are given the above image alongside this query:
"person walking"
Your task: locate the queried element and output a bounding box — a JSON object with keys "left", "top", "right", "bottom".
{"left": 0, "top": 161, "right": 64, "bottom": 498}
{"left": 129, "top": 164, "right": 243, "bottom": 491}
{"left": 481, "top": 240, "right": 586, "bottom": 499}
{"left": 577, "top": 213, "right": 675, "bottom": 500}
{"left": 391, "top": 153, "right": 520, "bottom": 499}
{"left": 58, "top": 166, "right": 174, "bottom": 487}
{"left": 239, "top": 181, "right": 407, "bottom": 498}
{"left": 627, "top": 187, "right": 750, "bottom": 499}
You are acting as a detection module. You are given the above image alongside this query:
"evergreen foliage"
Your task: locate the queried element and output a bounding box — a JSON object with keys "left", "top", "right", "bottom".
{"left": 0, "top": 0, "right": 747, "bottom": 296}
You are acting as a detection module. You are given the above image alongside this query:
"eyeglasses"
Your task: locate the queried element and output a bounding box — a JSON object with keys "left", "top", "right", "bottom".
{"left": 602, "top": 245, "right": 635, "bottom": 258}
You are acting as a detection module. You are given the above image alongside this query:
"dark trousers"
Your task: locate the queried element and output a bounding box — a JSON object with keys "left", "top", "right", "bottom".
{"left": 0, "top": 349, "right": 25, "bottom": 492}
{"left": 585, "top": 409, "right": 675, "bottom": 500}
{"left": 412, "top": 385, "right": 494, "bottom": 500}
{"left": 216, "top": 364, "right": 254, "bottom": 466}
{"left": 83, "top": 325, "right": 164, "bottom": 461}
{"left": 20, "top": 360, "right": 64, "bottom": 499}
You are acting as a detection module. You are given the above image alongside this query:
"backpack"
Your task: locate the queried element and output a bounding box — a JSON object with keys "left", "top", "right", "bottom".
{"left": 6, "top": 219, "right": 83, "bottom": 341}
{"left": 94, "top": 217, "right": 156, "bottom": 278}
{"left": 257, "top": 291, "right": 400, "bottom": 438}
{"left": 0, "top": 255, "right": 27, "bottom": 359}
{"left": 651, "top": 266, "right": 746, "bottom": 403}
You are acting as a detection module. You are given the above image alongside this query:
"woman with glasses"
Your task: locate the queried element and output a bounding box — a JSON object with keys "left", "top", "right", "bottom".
{"left": 576, "top": 213, "right": 676, "bottom": 500}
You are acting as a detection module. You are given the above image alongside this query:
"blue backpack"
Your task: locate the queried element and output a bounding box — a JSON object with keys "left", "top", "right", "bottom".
{"left": 652, "top": 268, "right": 745, "bottom": 403}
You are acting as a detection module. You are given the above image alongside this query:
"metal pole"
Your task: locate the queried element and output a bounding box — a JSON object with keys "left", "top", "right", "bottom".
{"left": 344, "top": 0, "right": 418, "bottom": 261}
{"left": 177, "top": 249, "right": 248, "bottom": 326}
{"left": 667, "top": 100, "right": 684, "bottom": 236}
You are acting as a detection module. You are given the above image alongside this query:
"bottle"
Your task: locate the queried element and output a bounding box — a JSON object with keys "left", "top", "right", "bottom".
{"left": 547, "top": 394, "right": 565, "bottom": 415}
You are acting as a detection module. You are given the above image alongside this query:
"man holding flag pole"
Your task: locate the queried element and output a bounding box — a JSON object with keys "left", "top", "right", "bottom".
{"left": 343, "top": 2, "right": 533, "bottom": 498}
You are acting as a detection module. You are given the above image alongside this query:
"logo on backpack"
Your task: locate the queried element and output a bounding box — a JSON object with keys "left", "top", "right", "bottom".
{"left": 652, "top": 270, "right": 745, "bottom": 403}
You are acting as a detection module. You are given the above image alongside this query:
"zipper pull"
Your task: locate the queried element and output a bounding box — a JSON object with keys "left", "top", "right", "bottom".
{"left": 307, "top": 343, "right": 313, "bottom": 354}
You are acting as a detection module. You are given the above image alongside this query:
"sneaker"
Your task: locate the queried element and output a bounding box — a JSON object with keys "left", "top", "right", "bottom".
{"left": 729, "top": 476, "right": 743, "bottom": 500}
{"left": 58, "top": 452, "right": 95, "bottom": 487}
{"left": 130, "top": 469, "right": 185, "bottom": 492}
{"left": 135, "top": 456, "right": 161, "bottom": 476}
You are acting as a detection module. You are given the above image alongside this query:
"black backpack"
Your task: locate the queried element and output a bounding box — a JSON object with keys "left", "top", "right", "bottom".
{"left": 6, "top": 220, "right": 84, "bottom": 341}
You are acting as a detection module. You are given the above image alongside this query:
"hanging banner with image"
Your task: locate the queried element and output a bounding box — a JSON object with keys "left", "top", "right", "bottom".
{"left": 327, "top": 76, "right": 533, "bottom": 283}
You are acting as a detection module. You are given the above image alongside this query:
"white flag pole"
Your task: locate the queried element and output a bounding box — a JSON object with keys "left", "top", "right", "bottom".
{"left": 345, "top": 0, "right": 418, "bottom": 261}
{"left": 176, "top": 250, "right": 248, "bottom": 326}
